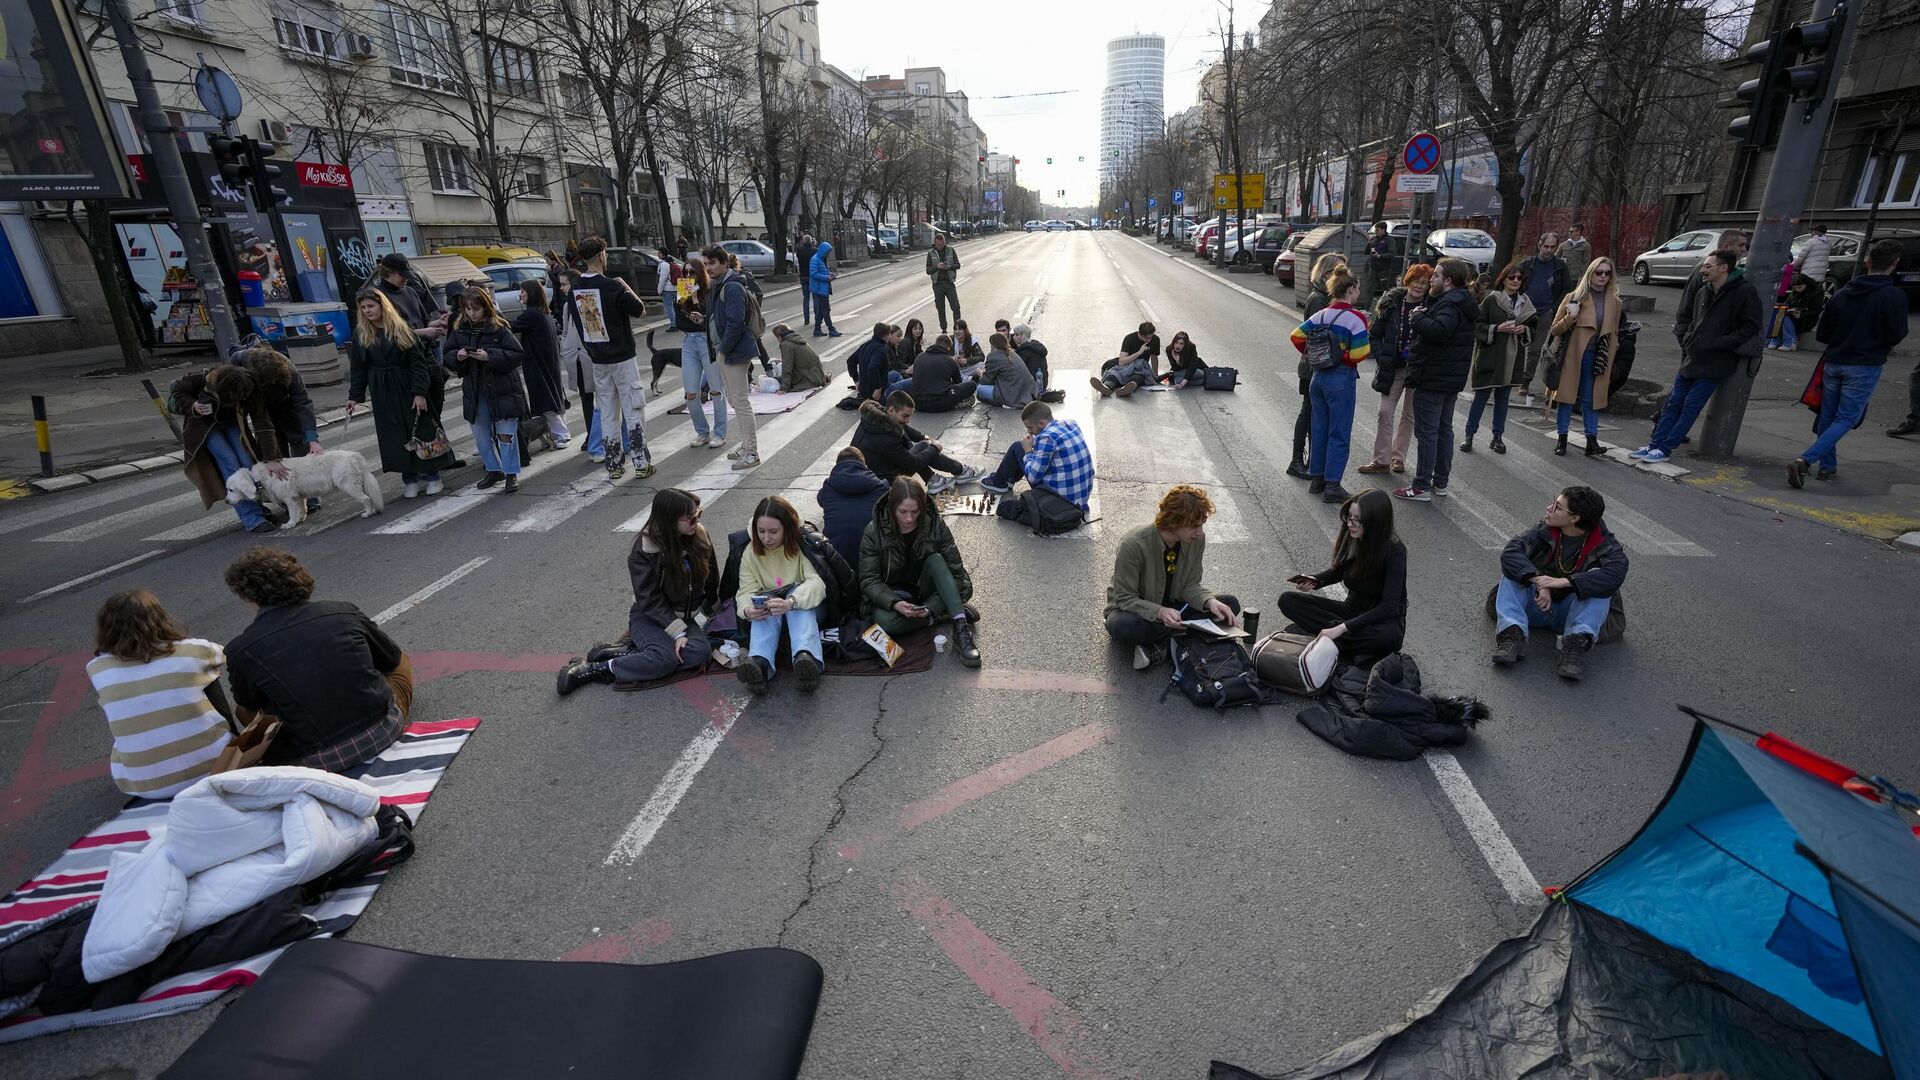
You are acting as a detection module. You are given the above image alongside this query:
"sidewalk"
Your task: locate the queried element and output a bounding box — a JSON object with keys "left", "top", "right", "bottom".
{"left": 1136, "top": 235, "right": 1920, "bottom": 548}
{"left": 0, "top": 252, "right": 909, "bottom": 497}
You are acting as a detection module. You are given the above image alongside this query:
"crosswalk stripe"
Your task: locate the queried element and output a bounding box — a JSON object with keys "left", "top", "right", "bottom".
{"left": 1483, "top": 414, "right": 1710, "bottom": 557}
{"left": 1107, "top": 390, "right": 1249, "bottom": 543}
{"left": 36, "top": 491, "right": 203, "bottom": 543}
{"left": 372, "top": 402, "right": 600, "bottom": 535}
{"left": 0, "top": 473, "right": 181, "bottom": 536}
{"left": 1343, "top": 395, "right": 1522, "bottom": 549}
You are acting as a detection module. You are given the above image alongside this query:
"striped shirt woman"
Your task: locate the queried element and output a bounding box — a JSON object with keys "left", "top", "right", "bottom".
{"left": 86, "top": 591, "right": 231, "bottom": 799}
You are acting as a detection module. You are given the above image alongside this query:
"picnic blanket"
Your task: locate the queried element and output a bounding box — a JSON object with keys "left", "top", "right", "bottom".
{"left": 667, "top": 387, "right": 821, "bottom": 417}
{"left": 614, "top": 628, "right": 938, "bottom": 691}
{"left": 0, "top": 717, "right": 481, "bottom": 1043}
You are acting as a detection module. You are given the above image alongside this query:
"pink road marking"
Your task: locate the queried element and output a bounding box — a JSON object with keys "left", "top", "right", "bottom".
{"left": 0, "top": 649, "right": 54, "bottom": 667}
{"left": 409, "top": 651, "right": 576, "bottom": 683}
{"left": 896, "top": 875, "right": 1130, "bottom": 1080}
{"left": 560, "top": 915, "right": 675, "bottom": 963}
{"left": 838, "top": 722, "right": 1115, "bottom": 861}
{"left": 969, "top": 670, "right": 1119, "bottom": 696}
{"left": 679, "top": 673, "right": 771, "bottom": 761}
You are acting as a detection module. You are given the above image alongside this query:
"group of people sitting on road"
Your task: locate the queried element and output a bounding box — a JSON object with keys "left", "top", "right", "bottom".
{"left": 848, "top": 317, "right": 1058, "bottom": 412}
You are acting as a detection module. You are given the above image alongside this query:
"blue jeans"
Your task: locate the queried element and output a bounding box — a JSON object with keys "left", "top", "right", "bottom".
{"left": 1769, "top": 315, "right": 1797, "bottom": 350}
{"left": 1307, "top": 365, "right": 1357, "bottom": 483}
{"left": 748, "top": 605, "right": 823, "bottom": 674}
{"left": 1494, "top": 577, "right": 1610, "bottom": 641}
{"left": 471, "top": 398, "right": 520, "bottom": 476}
{"left": 1803, "top": 362, "right": 1883, "bottom": 472}
{"left": 203, "top": 424, "right": 266, "bottom": 529}
{"left": 681, "top": 332, "right": 726, "bottom": 439}
{"left": 1649, "top": 373, "right": 1720, "bottom": 453}
{"left": 1464, "top": 386, "right": 1510, "bottom": 439}
{"left": 977, "top": 384, "right": 998, "bottom": 405}
{"left": 1556, "top": 349, "right": 1600, "bottom": 438}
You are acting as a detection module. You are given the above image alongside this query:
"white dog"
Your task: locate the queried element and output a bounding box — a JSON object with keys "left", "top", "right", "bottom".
{"left": 225, "top": 450, "right": 384, "bottom": 528}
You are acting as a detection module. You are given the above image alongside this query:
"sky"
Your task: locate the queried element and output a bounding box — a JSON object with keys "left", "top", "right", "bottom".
{"left": 815, "top": 0, "right": 1228, "bottom": 206}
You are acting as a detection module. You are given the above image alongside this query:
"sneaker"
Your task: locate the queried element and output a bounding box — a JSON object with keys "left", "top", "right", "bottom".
{"left": 589, "top": 451, "right": 606, "bottom": 463}
{"left": 424, "top": 478, "right": 444, "bottom": 496}
{"left": 1115, "top": 381, "right": 1138, "bottom": 397}
{"left": 828, "top": 329, "right": 843, "bottom": 338}
{"left": 1321, "top": 483, "right": 1353, "bottom": 504}
{"left": 689, "top": 433, "right": 710, "bottom": 448}
{"left": 794, "top": 650, "right": 823, "bottom": 692}
{"left": 1816, "top": 467, "right": 1836, "bottom": 482}
{"left": 979, "top": 475, "right": 1012, "bottom": 494}
{"left": 634, "top": 458, "right": 658, "bottom": 478}
{"left": 737, "top": 656, "right": 771, "bottom": 695}
{"left": 1556, "top": 633, "right": 1592, "bottom": 681}
{"left": 1628, "top": 445, "right": 1653, "bottom": 460}
{"left": 1641, "top": 449, "right": 1668, "bottom": 463}
{"left": 926, "top": 474, "right": 956, "bottom": 495}
{"left": 402, "top": 482, "right": 420, "bottom": 499}
{"left": 727, "top": 446, "right": 744, "bottom": 461}
{"left": 1132, "top": 644, "right": 1152, "bottom": 670}
{"left": 952, "top": 619, "right": 981, "bottom": 668}
{"left": 1786, "top": 458, "right": 1808, "bottom": 489}
{"left": 729, "top": 454, "right": 760, "bottom": 471}
{"left": 1089, "top": 375, "right": 1113, "bottom": 397}
{"left": 555, "top": 659, "right": 614, "bottom": 696}
{"left": 608, "top": 458, "right": 626, "bottom": 480}
{"left": 1390, "top": 458, "right": 1406, "bottom": 473}
{"left": 1522, "top": 393, "right": 1535, "bottom": 408}
{"left": 248, "top": 520, "right": 278, "bottom": 534}
{"left": 708, "top": 438, "right": 726, "bottom": 452}
{"left": 551, "top": 437, "right": 571, "bottom": 450}
{"left": 1391, "top": 486, "right": 1431, "bottom": 502}
{"left": 955, "top": 465, "right": 986, "bottom": 485}
{"left": 1491, "top": 627, "right": 1526, "bottom": 666}
{"left": 477, "top": 471, "right": 504, "bottom": 490}
{"left": 1356, "top": 461, "right": 1390, "bottom": 474}
{"left": 1432, "top": 485, "right": 1451, "bottom": 498}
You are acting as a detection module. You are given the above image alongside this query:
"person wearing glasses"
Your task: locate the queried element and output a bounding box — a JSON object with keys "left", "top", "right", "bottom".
{"left": 1460, "top": 260, "right": 1540, "bottom": 454}
{"left": 1491, "top": 485, "right": 1628, "bottom": 682}
{"left": 556, "top": 488, "right": 719, "bottom": 694}
{"left": 1547, "top": 258, "right": 1623, "bottom": 457}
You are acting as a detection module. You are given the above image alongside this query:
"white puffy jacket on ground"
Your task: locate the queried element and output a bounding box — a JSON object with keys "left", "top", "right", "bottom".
{"left": 82, "top": 767, "right": 382, "bottom": 983}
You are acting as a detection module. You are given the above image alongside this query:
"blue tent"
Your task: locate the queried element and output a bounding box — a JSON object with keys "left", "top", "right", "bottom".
{"left": 1215, "top": 721, "right": 1919, "bottom": 1079}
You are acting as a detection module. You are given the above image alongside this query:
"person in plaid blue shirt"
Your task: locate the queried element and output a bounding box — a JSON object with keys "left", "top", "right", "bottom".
{"left": 979, "top": 400, "right": 1094, "bottom": 510}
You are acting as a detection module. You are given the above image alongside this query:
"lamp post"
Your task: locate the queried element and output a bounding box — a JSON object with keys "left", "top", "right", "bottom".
{"left": 754, "top": 0, "right": 818, "bottom": 276}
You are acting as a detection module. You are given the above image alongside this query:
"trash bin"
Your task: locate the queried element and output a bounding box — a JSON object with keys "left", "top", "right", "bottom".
{"left": 282, "top": 332, "right": 346, "bottom": 387}
{"left": 237, "top": 271, "right": 266, "bottom": 308}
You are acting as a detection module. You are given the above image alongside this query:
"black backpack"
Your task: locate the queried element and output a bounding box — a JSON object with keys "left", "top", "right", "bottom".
{"left": 717, "top": 525, "right": 857, "bottom": 630}
{"left": 995, "top": 485, "right": 1087, "bottom": 535}
{"left": 1161, "top": 636, "right": 1278, "bottom": 711}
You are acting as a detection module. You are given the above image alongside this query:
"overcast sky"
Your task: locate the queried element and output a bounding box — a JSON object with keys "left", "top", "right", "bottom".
{"left": 816, "top": 0, "right": 1228, "bottom": 205}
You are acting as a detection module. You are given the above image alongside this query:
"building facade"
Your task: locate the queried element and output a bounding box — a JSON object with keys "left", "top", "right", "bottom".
{"left": 1101, "top": 35, "right": 1166, "bottom": 190}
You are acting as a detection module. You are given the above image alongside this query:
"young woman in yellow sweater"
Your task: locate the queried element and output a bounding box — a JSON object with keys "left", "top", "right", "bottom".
{"left": 736, "top": 495, "right": 827, "bottom": 694}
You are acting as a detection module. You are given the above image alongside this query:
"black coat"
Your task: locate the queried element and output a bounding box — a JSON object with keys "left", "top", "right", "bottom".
{"left": 1295, "top": 654, "right": 1487, "bottom": 761}
{"left": 510, "top": 308, "right": 568, "bottom": 416}
{"left": 1404, "top": 287, "right": 1480, "bottom": 393}
{"left": 1015, "top": 339, "right": 1049, "bottom": 380}
{"left": 851, "top": 400, "right": 927, "bottom": 482}
{"left": 1679, "top": 272, "right": 1764, "bottom": 380}
{"left": 817, "top": 457, "right": 890, "bottom": 567}
{"left": 441, "top": 321, "right": 529, "bottom": 422}
{"left": 1500, "top": 523, "right": 1628, "bottom": 600}
{"left": 349, "top": 334, "right": 452, "bottom": 475}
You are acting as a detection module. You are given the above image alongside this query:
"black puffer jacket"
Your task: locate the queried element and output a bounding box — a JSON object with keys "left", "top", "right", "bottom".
{"left": 1679, "top": 270, "right": 1764, "bottom": 381}
{"left": 1404, "top": 286, "right": 1480, "bottom": 393}
{"left": 1295, "top": 654, "right": 1488, "bottom": 761}
{"left": 1500, "top": 523, "right": 1628, "bottom": 600}
{"left": 851, "top": 400, "right": 927, "bottom": 482}
{"left": 441, "top": 321, "right": 529, "bottom": 422}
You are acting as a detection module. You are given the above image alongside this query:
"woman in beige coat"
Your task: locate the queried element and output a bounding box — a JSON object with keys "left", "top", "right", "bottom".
{"left": 1547, "top": 256, "right": 1622, "bottom": 456}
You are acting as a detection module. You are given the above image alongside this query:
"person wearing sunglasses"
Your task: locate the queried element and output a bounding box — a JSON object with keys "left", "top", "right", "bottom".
{"left": 1461, "top": 260, "right": 1540, "bottom": 454}
{"left": 1546, "top": 257, "right": 1623, "bottom": 457}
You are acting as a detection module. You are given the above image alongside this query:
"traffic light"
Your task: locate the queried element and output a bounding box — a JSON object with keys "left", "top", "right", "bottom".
{"left": 1780, "top": 9, "right": 1847, "bottom": 105}
{"left": 1046, "top": 157, "right": 1052, "bottom": 164}
{"left": 208, "top": 133, "right": 251, "bottom": 189}
{"left": 243, "top": 137, "right": 289, "bottom": 211}
{"left": 1727, "top": 8, "right": 1848, "bottom": 147}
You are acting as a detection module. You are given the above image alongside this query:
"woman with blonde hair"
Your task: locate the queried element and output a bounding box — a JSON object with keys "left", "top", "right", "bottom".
{"left": 348, "top": 287, "right": 453, "bottom": 496}
{"left": 86, "top": 590, "right": 231, "bottom": 799}
{"left": 442, "top": 285, "right": 529, "bottom": 491}
{"left": 1548, "top": 256, "right": 1622, "bottom": 456}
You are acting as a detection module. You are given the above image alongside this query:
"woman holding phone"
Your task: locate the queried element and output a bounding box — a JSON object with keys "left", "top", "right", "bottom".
{"left": 441, "top": 287, "right": 529, "bottom": 491}
{"left": 1277, "top": 488, "right": 1407, "bottom": 664}
{"left": 736, "top": 495, "right": 827, "bottom": 695}
{"left": 857, "top": 476, "right": 980, "bottom": 667}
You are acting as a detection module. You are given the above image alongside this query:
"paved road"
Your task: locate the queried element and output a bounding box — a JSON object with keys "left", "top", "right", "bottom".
{"left": 2, "top": 231, "right": 1914, "bottom": 1079}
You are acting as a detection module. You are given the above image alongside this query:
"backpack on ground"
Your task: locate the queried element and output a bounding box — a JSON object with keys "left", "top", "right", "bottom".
{"left": 798, "top": 522, "right": 857, "bottom": 627}
{"left": 995, "top": 485, "right": 1086, "bottom": 535}
{"left": 1302, "top": 316, "right": 1340, "bottom": 372}
{"left": 1161, "top": 636, "right": 1277, "bottom": 711}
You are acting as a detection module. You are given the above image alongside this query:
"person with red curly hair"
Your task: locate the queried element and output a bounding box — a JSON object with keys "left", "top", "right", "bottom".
{"left": 1103, "top": 485, "right": 1242, "bottom": 670}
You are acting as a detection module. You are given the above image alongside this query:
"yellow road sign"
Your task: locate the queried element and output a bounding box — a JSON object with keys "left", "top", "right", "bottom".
{"left": 1212, "top": 173, "right": 1266, "bottom": 206}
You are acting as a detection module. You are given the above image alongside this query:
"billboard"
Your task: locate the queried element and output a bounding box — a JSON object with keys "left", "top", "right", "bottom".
{"left": 0, "top": 0, "right": 133, "bottom": 198}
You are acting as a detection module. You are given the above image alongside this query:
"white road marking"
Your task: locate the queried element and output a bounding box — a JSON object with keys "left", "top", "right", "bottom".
{"left": 0, "top": 474, "right": 181, "bottom": 536}
{"left": 1425, "top": 751, "right": 1545, "bottom": 906}
{"left": 1495, "top": 421, "right": 1710, "bottom": 556}
{"left": 370, "top": 557, "right": 490, "bottom": 625}
{"left": 373, "top": 404, "right": 600, "bottom": 535}
{"left": 1038, "top": 368, "right": 1100, "bottom": 540}
{"left": 145, "top": 512, "right": 252, "bottom": 543}
{"left": 36, "top": 491, "right": 203, "bottom": 543}
{"left": 604, "top": 691, "right": 749, "bottom": 866}
{"left": 18, "top": 550, "right": 165, "bottom": 603}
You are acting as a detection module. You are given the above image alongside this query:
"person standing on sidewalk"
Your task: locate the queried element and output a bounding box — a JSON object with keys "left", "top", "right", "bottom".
{"left": 706, "top": 244, "right": 763, "bottom": 471}
{"left": 1632, "top": 250, "right": 1761, "bottom": 465}
{"left": 1460, "top": 260, "right": 1539, "bottom": 455}
{"left": 1791, "top": 239, "right": 1911, "bottom": 487}
{"left": 1290, "top": 272, "right": 1371, "bottom": 503}
{"left": 794, "top": 234, "right": 817, "bottom": 328}
{"left": 1555, "top": 224, "right": 1591, "bottom": 277}
{"left": 1360, "top": 264, "right": 1430, "bottom": 476}
{"left": 927, "top": 232, "right": 962, "bottom": 333}
{"left": 1516, "top": 234, "right": 1570, "bottom": 404}
{"left": 572, "top": 236, "right": 654, "bottom": 480}
{"left": 1393, "top": 258, "right": 1478, "bottom": 503}
{"left": 1674, "top": 229, "right": 1749, "bottom": 347}
{"left": 1547, "top": 257, "right": 1623, "bottom": 458}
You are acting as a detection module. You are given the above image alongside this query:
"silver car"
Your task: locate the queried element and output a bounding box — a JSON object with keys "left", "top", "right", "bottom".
{"left": 479, "top": 259, "right": 550, "bottom": 318}
{"left": 1631, "top": 229, "right": 1719, "bottom": 285}
{"left": 714, "top": 238, "right": 796, "bottom": 275}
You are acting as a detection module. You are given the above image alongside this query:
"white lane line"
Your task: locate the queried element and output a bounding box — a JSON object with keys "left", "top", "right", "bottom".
{"left": 37, "top": 491, "right": 204, "bottom": 542}
{"left": 1345, "top": 400, "right": 1517, "bottom": 549}
{"left": 1425, "top": 751, "right": 1544, "bottom": 907}
{"left": 145, "top": 512, "right": 250, "bottom": 543}
{"left": 834, "top": 303, "right": 873, "bottom": 320}
{"left": 1120, "top": 273, "right": 1134, "bottom": 287}
{"left": 604, "top": 692, "right": 749, "bottom": 866}
{"left": 1490, "top": 415, "right": 1709, "bottom": 556}
{"left": 0, "top": 474, "right": 181, "bottom": 536}
{"left": 1039, "top": 368, "right": 1101, "bottom": 541}
{"left": 776, "top": 416, "right": 863, "bottom": 512}
{"left": 18, "top": 550, "right": 165, "bottom": 603}
{"left": 370, "top": 556, "right": 490, "bottom": 625}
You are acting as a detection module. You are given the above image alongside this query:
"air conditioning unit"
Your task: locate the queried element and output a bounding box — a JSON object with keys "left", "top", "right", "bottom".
{"left": 345, "top": 33, "right": 376, "bottom": 61}
{"left": 258, "top": 119, "right": 292, "bottom": 147}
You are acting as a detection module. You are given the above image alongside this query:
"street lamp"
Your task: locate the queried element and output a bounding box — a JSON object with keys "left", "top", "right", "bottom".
{"left": 753, "top": 0, "right": 817, "bottom": 273}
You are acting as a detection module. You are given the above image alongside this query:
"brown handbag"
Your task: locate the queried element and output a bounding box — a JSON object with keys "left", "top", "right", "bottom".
{"left": 211, "top": 711, "right": 281, "bottom": 774}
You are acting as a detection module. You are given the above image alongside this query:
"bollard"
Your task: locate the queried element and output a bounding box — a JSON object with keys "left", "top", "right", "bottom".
{"left": 31, "top": 394, "right": 53, "bottom": 477}
{"left": 140, "top": 378, "right": 182, "bottom": 441}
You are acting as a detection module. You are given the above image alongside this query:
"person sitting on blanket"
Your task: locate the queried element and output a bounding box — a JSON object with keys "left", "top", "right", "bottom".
{"left": 818, "top": 446, "right": 890, "bottom": 567}
{"left": 908, "top": 335, "right": 978, "bottom": 413}
{"left": 222, "top": 547, "right": 412, "bottom": 771}
{"left": 772, "top": 323, "right": 829, "bottom": 392}
{"left": 859, "top": 475, "right": 981, "bottom": 669}
{"left": 1103, "top": 484, "right": 1242, "bottom": 671}
{"left": 850, "top": 322, "right": 904, "bottom": 401}
{"left": 852, "top": 390, "right": 985, "bottom": 494}
{"left": 87, "top": 589, "right": 233, "bottom": 799}
{"left": 977, "top": 400, "right": 1094, "bottom": 511}
{"left": 736, "top": 495, "right": 828, "bottom": 696}
{"left": 557, "top": 488, "right": 720, "bottom": 695}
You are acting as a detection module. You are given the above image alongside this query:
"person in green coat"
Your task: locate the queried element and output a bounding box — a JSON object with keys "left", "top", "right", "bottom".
{"left": 857, "top": 476, "right": 979, "bottom": 667}
{"left": 346, "top": 288, "right": 455, "bottom": 498}
{"left": 772, "top": 324, "right": 829, "bottom": 392}
{"left": 1460, "top": 261, "right": 1539, "bottom": 455}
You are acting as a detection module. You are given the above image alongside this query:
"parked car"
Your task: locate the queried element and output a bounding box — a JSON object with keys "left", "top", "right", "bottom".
{"left": 1044, "top": 219, "right": 1073, "bottom": 232}
{"left": 1024, "top": 220, "right": 1046, "bottom": 232}
{"left": 1069, "top": 219, "right": 1091, "bottom": 230}
{"left": 713, "top": 238, "right": 796, "bottom": 275}
{"left": 1630, "top": 229, "right": 1719, "bottom": 285}
{"left": 1250, "top": 224, "right": 1291, "bottom": 270}
{"left": 1786, "top": 228, "right": 1920, "bottom": 298}
{"left": 1193, "top": 221, "right": 1222, "bottom": 257}
{"left": 1215, "top": 225, "right": 1259, "bottom": 265}
{"left": 436, "top": 243, "right": 544, "bottom": 266}
{"left": 1273, "top": 231, "right": 1310, "bottom": 288}
{"left": 602, "top": 247, "right": 663, "bottom": 300}
{"left": 866, "top": 227, "right": 901, "bottom": 254}
{"left": 479, "top": 259, "right": 551, "bottom": 318}
{"left": 1426, "top": 228, "right": 1498, "bottom": 276}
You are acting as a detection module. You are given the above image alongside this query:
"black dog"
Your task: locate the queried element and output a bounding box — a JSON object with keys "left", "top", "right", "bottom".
{"left": 645, "top": 329, "right": 683, "bottom": 393}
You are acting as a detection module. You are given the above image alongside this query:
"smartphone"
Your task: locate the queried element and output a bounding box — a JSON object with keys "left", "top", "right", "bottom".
{"left": 1287, "top": 574, "right": 1317, "bottom": 589}
{"left": 751, "top": 594, "right": 769, "bottom": 609}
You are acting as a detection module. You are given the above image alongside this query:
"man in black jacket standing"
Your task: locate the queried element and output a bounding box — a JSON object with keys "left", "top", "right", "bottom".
{"left": 1491, "top": 485, "right": 1628, "bottom": 681}
{"left": 1672, "top": 229, "right": 1749, "bottom": 346}
{"left": 1516, "top": 234, "right": 1571, "bottom": 403}
{"left": 1632, "top": 250, "right": 1762, "bottom": 464}
{"left": 1791, "top": 239, "right": 1912, "bottom": 486}
{"left": 1394, "top": 258, "right": 1478, "bottom": 503}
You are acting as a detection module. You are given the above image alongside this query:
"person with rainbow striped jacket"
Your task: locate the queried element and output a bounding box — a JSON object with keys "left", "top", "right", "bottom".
{"left": 1291, "top": 270, "right": 1372, "bottom": 504}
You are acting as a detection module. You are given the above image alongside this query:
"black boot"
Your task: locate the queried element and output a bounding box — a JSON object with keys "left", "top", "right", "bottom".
{"left": 556, "top": 658, "right": 615, "bottom": 696}
{"left": 952, "top": 619, "right": 981, "bottom": 668}
{"left": 1491, "top": 627, "right": 1526, "bottom": 666}
{"left": 477, "top": 471, "right": 505, "bottom": 489}
{"left": 586, "top": 640, "right": 635, "bottom": 663}
{"left": 794, "top": 650, "right": 823, "bottom": 692}
{"left": 1286, "top": 458, "right": 1311, "bottom": 479}
{"left": 1308, "top": 477, "right": 1326, "bottom": 495}
{"left": 1584, "top": 436, "right": 1605, "bottom": 457}
{"left": 1554, "top": 434, "right": 1568, "bottom": 456}
{"left": 1557, "top": 633, "right": 1593, "bottom": 681}
{"left": 1489, "top": 437, "right": 1507, "bottom": 454}
{"left": 1459, "top": 436, "right": 1474, "bottom": 453}
{"left": 737, "top": 656, "right": 771, "bottom": 695}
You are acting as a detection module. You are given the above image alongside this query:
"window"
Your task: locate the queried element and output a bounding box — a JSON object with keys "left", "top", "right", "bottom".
{"left": 155, "top": 0, "right": 205, "bottom": 23}
{"left": 560, "top": 75, "right": 590, "bottom": 112}
{"left": 424, "top": 142, "right": 475, "bottom": 193}
{"left": 376, "top": 3, "right": 458, "bottom": 91}
{"left": 1854, "top": 150, "right": 1920, "bottom": 209}
{"left": 516, "top": 156, "right": 549, "bottom": 198}
{"left": 485, "top": 37, "right": 541, "bottom": 99}
{"left": 915, "top": 82, "right": 930, "bottom": 95}
{"left": 273, "top": 5, "right": 341, "bottom": 58}
{"left": 741, "top": 187, "right": 759, "bottom": 213}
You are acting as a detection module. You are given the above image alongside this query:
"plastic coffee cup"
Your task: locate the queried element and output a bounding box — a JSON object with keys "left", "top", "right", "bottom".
{"left": 933, "top": 634, "right": 948, "bottom": 654}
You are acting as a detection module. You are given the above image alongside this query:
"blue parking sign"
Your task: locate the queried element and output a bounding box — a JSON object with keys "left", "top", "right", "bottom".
{"left": 1148, "top": 197, "right": 1157, "bottom": 208}
{"left": 1171, "top": 188, "right": 1185, "bottom": 206}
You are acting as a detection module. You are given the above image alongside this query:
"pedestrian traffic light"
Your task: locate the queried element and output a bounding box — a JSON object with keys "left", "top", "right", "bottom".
{"left": 208, "top": 133, "right": 251, "bottom": 189}
{"left": 242, "top": 137, "right": 289, "bottom": 211}
{"left": 1077, "top": 156, "right": 1084, "bottom": 162}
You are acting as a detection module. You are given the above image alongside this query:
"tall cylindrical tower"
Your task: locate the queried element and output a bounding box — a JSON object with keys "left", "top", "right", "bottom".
{"left": 1100, "top": 35, "right": 1167, "bottom": 192}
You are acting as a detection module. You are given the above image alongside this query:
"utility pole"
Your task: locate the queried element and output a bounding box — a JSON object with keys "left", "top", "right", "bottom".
{"left": 105, "top": 0, "right": 240, "bottom": 358}
{"left": 1699, "top": 0, "right": 1857, "bottom": 460}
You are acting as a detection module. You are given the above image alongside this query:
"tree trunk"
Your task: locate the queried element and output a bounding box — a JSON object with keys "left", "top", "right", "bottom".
{"left": 80, "top": 200, "right": 150, "bottom": 373}
{"left": 1492, "top": 145, "right": 1527, "bottom": 269}
{"left": 640, "top": 130, "right": 678, "bottom": 252}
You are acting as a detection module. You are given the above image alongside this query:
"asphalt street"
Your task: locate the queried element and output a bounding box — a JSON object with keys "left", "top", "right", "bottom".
{"left": 1, "top": 230, "right": 1914, "bottom": 1079}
